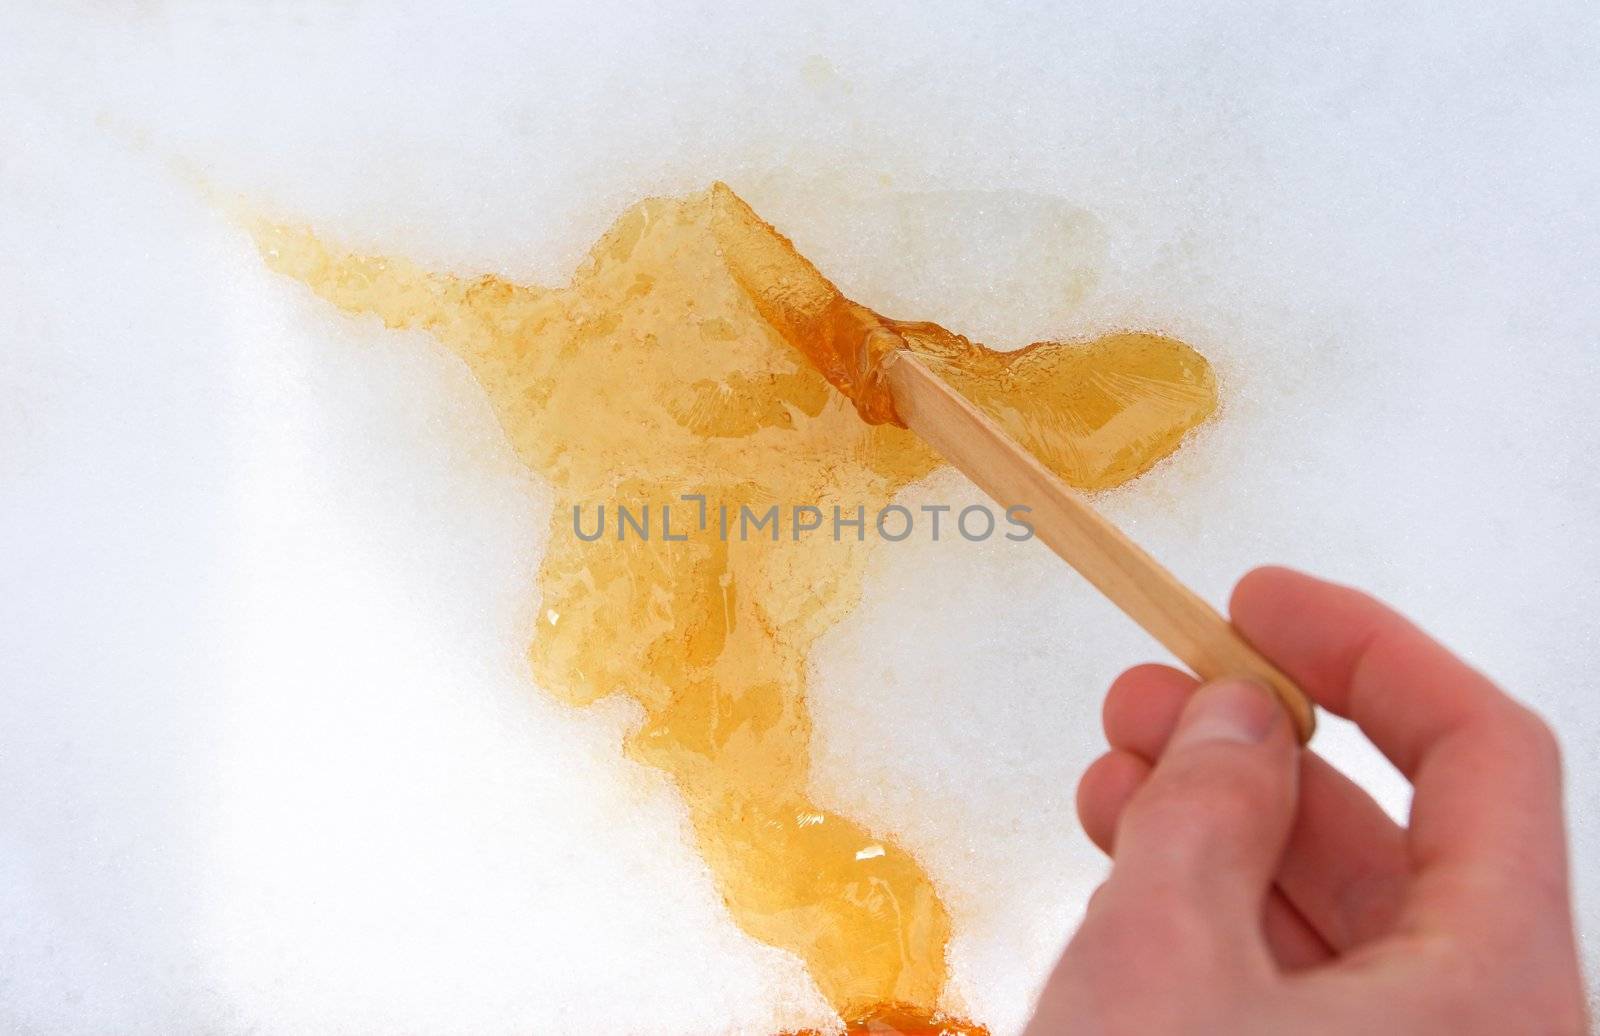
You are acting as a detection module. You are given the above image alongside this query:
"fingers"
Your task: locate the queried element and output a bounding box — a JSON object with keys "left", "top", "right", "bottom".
{"left": 1105, "top": 679, "right": 1300, "bottom": 954}
{"left": 1229, "top": 567, "right": 1507, "bottom": 774}
{"left": 1277, "top": 753, "right": 1408, "bottom": 946}
{"left": 1079, "top": 748, "right": 1334, "bottom": 970}
{"left": 1229, "top": 567, "right": 1569, "bottom": 933}
{"left": 1098, "top": 663, "right": 1411, "bottom": 950}
{"left": 1076, "top": 748, "right": 1148, "bottom": 852}
{"left": 1102, "top": 663, "right": 1198, "bottom": 755}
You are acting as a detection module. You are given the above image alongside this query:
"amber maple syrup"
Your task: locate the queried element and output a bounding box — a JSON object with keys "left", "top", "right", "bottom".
{"left": 251, "top": 183, "right": 1215, "bottom": 1034}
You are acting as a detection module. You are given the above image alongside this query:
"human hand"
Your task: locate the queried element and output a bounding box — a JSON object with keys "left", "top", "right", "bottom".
{"left": 1024, "top": 566, "right": 1589, "bottom": 1034}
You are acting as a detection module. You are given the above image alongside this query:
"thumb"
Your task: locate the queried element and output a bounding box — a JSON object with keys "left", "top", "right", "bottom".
{"left": 1106, "top": 678, "right": 1301, "bottom": 946}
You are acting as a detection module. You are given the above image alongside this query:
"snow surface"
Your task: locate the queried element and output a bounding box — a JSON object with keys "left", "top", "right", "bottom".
{"left": 2, "top": 3, "right": 1597, "bottom": 1033}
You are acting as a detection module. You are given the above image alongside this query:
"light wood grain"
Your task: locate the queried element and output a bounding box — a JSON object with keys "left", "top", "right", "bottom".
{"left": 883, "top": 350, "right": 1316, "bottom": 742}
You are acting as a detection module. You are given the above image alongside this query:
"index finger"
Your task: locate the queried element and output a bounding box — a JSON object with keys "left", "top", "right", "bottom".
{"left": 1227, "top": 566, "right": 1569, "bottom": 932}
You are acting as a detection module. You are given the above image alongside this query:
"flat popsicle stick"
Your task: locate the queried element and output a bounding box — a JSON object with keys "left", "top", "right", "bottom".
{"left": 882, "top": 349, "right": 1316, "bottom": 742}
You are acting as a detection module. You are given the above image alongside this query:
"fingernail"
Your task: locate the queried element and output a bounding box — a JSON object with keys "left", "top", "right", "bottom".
{"left": 1171, "top": 678, "right": 1280, "bottom": 748}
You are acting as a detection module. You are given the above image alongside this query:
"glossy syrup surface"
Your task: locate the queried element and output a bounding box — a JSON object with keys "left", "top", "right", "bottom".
{"left": 251, "top": 184, "right": 1215, "bottom": 1034}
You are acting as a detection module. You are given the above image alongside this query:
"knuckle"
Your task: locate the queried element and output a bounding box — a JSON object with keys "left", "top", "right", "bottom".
{"left": 1131, "top": 760, "right": 1274, "bottom": 847}
{"left": 1516, "top": 708, "right": 1562, "bottom": 768}
{"left": 1489, "top": 703, "right": 1563, "bottom": 777}
{"left": 1180, "top": 786, "right": 1261, "bottom": 844}
{"left": 1092, "top": 884, "right": 1219, "bottom": 963}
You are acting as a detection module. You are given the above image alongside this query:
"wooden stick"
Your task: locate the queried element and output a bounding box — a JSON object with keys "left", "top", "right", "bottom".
{"left": 882, "top": 350, "right": 1316, "bottom": 742}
